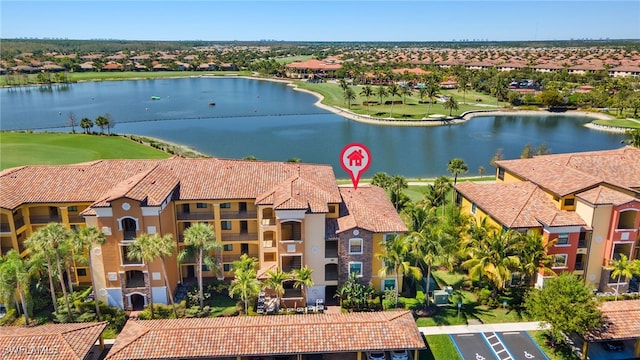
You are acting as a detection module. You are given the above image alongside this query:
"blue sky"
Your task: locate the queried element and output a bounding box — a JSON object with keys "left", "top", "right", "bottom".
{"left": 2, "top": 1, "right": 639, "bottom": 42}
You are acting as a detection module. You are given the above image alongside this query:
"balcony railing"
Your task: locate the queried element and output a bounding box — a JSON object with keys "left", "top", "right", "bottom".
{"left": 575, "top": 262, "right": 585, "bottom": 270}
{"left": 283, "top": 288, "right": 303, "bottom": 299}
{"left": 122, "top": 258, "right": 144, "bottom": 266}
{"left": 176, "top": 212, "right": 214, "bottom": 221}
{"left": 68, "top": 215, "right": 85, "bottom": 224}
{"left": 125, "top": 276, "right": 146, "bottom": 288}
{"left": 220, "top": 211, "right": 257, "bottom": 220}
{"left": 29, "top": 215, "right": 61, "bottom": 224}
{"left": 222, "top": 253, "right": 259, "bottom": 263}
{"left": 14, "top": 217, "right": 24, "bottom": 229}
{"left": 221, "top": 232, "right": 258, "bottom": 241}
{"left": 261, "top": 218, "right": 276, "bottom": 226}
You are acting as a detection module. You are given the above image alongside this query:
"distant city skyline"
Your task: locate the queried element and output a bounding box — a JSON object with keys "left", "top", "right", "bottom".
{"left": 2, "top": 1, "right": 639, "bottom": 42}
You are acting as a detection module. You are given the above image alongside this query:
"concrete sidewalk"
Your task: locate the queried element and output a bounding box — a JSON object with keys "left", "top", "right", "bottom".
{"left": 419, "top": 321, "right": 549, "bottom": 335}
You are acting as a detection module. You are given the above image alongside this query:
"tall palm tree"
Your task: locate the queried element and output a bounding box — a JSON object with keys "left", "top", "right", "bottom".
{"left": 400, "top": 85, "right": 412, "bottom": 105}
{"left": 375, "top": 85, "right": 388, "bottom": 105}
{"left": 72, "top": 226, "right": 106, "bottom": 320}
{"left": 517, "top": 231, "right": 555, "bottom": 287}
{"left": 232, "top": 253, "right": 258, "bottom": 273}
{"left": 179, "top": 222, "right": 220, "bottom": 311}
{"left": 291, "top": 265, "right": 314, "bottom": 304}
{"left": 80, "top": 118, "right": 93, "bottom": 134}
{"left": 153, "top": 234, "right": 178, "bottom": 317}
{"left": 387, "top": 83, "right": 400, "bottom": 118}
{"left": 447, "top": 158, "right": 468, "bottom": 185}
{"left": 457, "top": 71, "right": 470, "bottom": 104}
{"left": 409, "top": 226, "right": 442, "bottom": 306}
{"left": 360, "top": 85, "right": 374, "bottom": 114}
{"left": 462, "top": 229, "right": 520, "bottom": 296}
{"left": 343, "top": 87, "right": 356, "bottom": 109}
{"left": 376, "top": 234, "right": 421, "bottom": 308}
{"left": 443, "top": 96, "right": 459, "bottom": 116}
{"left": 37, "top": 223, "right": 74, "bottom": 320}
{"left": 338, "top": 78, "right": 349, "bottom": 91}
{"left": 610, "top": 254, "right": 634, "bottom": 300}
{"left": 228, "top": 267, "right": 261, "bottom": 315}
{"left": 425, "top": 81, "right": 439, "bottom": 117}
{"left": 95, "top": 115, "right": 108, "bottom": 134}
{"left": 263, "top": 268, "right": 290, "bottom": 308}
{"left": 0, "top": 250, "right": 33, "bottom": 325}
{"left": 25, "top": 231, "right": 58, "bottom": 313}
{"left": 127, "top": 233, "right": 158, "bottom": 319}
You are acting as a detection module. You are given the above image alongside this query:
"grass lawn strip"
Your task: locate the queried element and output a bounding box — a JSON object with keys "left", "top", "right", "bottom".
{"left": 0, "top": 132, "right": 169, "bottom": 170}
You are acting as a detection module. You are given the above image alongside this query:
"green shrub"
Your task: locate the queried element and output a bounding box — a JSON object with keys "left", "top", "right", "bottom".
{"left": 477, "top": 288, "right": 492, "bottom": 306}
{"left": 0, "top": 308, "right": 17, "bottom": 325}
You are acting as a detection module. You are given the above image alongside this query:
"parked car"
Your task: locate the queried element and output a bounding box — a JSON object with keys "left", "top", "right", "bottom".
{"left": 389, "top": 349, "right": 410, "bottom": 360}
{"left": 601, "top": 340, "right": 624, "bottom": 352}
{"left": 366, "top": 351, "right": 387, "bottom": 360}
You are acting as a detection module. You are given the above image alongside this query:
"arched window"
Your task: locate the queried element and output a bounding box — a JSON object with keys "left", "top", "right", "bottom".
{"left": 281, "top": 220, "right": 302, "bottom": 241}
{"left": 119, "top": 217, "right": 138, "bottom": 240}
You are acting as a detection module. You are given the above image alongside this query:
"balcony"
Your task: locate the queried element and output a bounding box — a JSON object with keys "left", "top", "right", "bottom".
{"left": 29, "top": 215, "right": 61, "bottom": 224}
{"left": 220, "top": 211, "right": 257, "bottom": 220}
{"left": 0, "top": 223, "right": 10, "bottom": 233}
{"left": 222, "top": 252, "right": 259, "bottom": 263}
{"left": 221, "top": 232, "right": 258, "bottom": 242}
{"left": 176, "top": 212, "right": 214, "bottom": 221}
{"left": 68, "top": 215, "right": 85, "bottom": 224}
{"left": 14, "top": 217, "right": 24, "bottom": 229}
{"left": 575, "top": 262, "right": 585, "bottom": 271}
{"left": 261, "top": 218, "right": 276, "bottom": 226}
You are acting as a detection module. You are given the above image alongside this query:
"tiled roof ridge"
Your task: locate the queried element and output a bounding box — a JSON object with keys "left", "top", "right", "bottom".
{"left": 106, "top": 321, "right": 151, "bottom": 359}
{"left": 0, "top": 165, "right": 27, "bottom": 177}
{"left": 57, "top": 332, "right": 82, "bottom": 360}
{"left": 509, "top": 182, "right": 539, "bottom": 227}
{"left": 116, "top": 165, "right": 160, "bottom": 201}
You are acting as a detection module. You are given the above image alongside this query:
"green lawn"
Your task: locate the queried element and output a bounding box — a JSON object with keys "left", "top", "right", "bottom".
{"left": 530, "top": 331, "right": 580, "bottom": 360}
{"left": 0, "top": 132, "right": 170, "bottom": 170}
{"left": 422, "top": 335, "right": 462, "bottom": 360}
{"left": 0, "top": 71, "right": 254, "bottom": 86}
{"left": 296, "top": 81, "right": 498, "bottom": 119}
{"left": 592, "top": 118, "right": 640, "bottom": 129}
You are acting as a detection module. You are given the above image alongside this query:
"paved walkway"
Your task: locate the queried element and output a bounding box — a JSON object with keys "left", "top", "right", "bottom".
{"left": 419, "top": 321, "right": 549, "bottom": 335}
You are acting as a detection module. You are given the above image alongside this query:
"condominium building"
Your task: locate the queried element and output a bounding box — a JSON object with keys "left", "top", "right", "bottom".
{"left": 455, "top": 146, "right": 640, "bottom": 292}
{"left": 0, "top": 157, "right": 406, "bottom": 310}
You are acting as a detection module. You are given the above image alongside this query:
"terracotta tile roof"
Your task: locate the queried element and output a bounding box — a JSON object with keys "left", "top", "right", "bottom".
{"left": 587, "top": 300, "right": 640, "bottom": 341}
{"left": 106, "top": 311, "right": 424, "bottom": 359}
{"left": 577, "top": 186, "right": 639, "bottom": 206}
{"left": 0, "top": 322, "right": 107, "bottom": 360}
{"left": 337, "top": 186, "right": 408, "bottom": 233}
{"left": 455, "top": 181, "right": 585, "bottom": 228}
{"left": 0, "top": 158, "right": 342, "bottom": 213}
{"left": 495, "top": 147, "right": 640, "bottom": 196}
{"left": 285, "top": 59, "right": 342, "bottom": 71}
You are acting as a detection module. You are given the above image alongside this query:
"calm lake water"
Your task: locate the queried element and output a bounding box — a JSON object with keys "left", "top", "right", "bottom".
{"left": 0, "top": 77, "right": 625, "bottom": 178}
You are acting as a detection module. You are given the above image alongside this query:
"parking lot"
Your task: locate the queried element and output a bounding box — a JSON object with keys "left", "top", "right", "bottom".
{"left": 450, "top": 331, "right": 549, "bottom": 360}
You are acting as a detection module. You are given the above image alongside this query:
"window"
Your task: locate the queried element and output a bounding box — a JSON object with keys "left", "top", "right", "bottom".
{"left": 68, "top": 206, "right": 78, "bottom": 212}
{"left": 223, "top": 244, "right": 233, "bottom": 251}
{"left": 196, "top": 203, "right": 207, "bottom": 209}
{"left": 552, "top": 254, "right": 568, "bottom": 268}
{"left": 223, "top": 264, "right": 231, "bottom": 272}
{"left": 349, "top": 262, "right": 363, "bottom": 277}
{"left": 349, "top": 238, "right": 363, "bottom": 254}
{"left": 76, "top": 268, "right": 87, "bottom": 276}
{"left": 497, "top": 167, "right": 505, "bottom": 181}
{"left": 221, "top": 221, "right": 232, "bottom": 230}
{"left": 382, "top": 279, "right": 396, "bottom": 290}
{"left": 563, "top": 198, "right": 575, "bottom": 206}
{"left": 556, "top": 233, "right": 569, "bottom": 246}
{"left": 202, "top": 265, "right": 210, "bottom": 271}
{"left": 471, "top": 203, "right": 477, "bottom": 215}
{"left": 383, "top": 233, "right": 396, "bottom": 242}
{"left": 220, "top": 202, "right": 231, "bottom": 209}
{"left": 328, "top": 205, "right": 336, "bottom": 214}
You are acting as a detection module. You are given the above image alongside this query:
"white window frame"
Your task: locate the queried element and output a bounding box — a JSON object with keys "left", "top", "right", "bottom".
{"left": 349, "top": 261, "right": 363, "bottom": 277}
{"left": 556, "top": 233, "right": 570, "bottom": 246}
{"left": 471, "top": 203, "right": 477, "bottom": 215}
{"left": 348, "top": 238, "right": 363, "bottom": 254}
{"left": 382, "top": 278, "right": 397, "bottom": 290}
{"left": 552, "top": 254, "right": 568, "bottom": 269}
